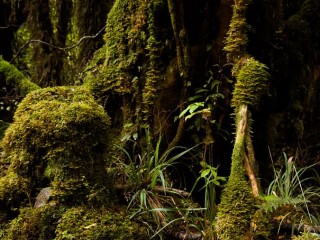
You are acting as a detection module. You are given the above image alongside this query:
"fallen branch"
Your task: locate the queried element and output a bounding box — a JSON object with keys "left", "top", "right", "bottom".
{"left": 114, "top": 184, "right": 191, "bottom": 198}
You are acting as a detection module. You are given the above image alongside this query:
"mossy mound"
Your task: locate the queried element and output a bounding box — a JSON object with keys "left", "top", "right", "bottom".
{"left": 0, "top": 206, "right": 149, "bottom": 240}
{"left": 55, "top": 206, "right": 149, "bottom": 240}
{"left": 0, "top": 86, "right": 113, "bottom": 206}
{"left": 1, "top": 206, "right": 64, "bottom": 240}
{"left": 232, "top": 57, "right": 269, "bottom": 110}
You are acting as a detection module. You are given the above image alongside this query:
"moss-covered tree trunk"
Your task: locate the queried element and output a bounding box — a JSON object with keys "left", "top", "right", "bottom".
{"left": 0, "top": 0, "right": 320, "bottom": 239}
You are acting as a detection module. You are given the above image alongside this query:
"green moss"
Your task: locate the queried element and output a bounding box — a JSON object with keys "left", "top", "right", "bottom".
{"left": 215, "top": 138, "right": 256, "bottom": 240}
{"left": 0, "top": 86, "right": 113, "bottom": 206}
{"left": 250, "top": 209, "right": 273, "bottom": 240}
{"left": 85, "top": 0, "right": 142, "bottom": 96}
{"left": 0, "top": 120, "right": 9, "bottom": 141}
{"left": 2, "top": 206, "right": 64, "bottom": 240}
{"left": 0, "top": 171, "right": 30, "bottom": 202}
{"left": 0, "top": 205, "right": 149, "bottom": 240}
{"left": 0, "top": 56, "right": 40, "bottom": 97}
{"left": 215, "top": 107, "right": 256, "bottom": 240}
{"left": 55, "top": 206, "right": 149, "bottom": 240}
{"left": 232, "top": 57, "right": 270, "bottom": 110}
{"left": 224, "top": 0, "right": 252, "bottom": 62}
{"left": 292, "top": 232, "right": 320, "bottom": 240}
{"left": 84, "top": 0, "right": 166, "bottom": 127}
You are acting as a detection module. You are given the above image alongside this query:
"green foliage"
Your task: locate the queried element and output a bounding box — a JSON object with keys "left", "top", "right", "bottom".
{"left": 117, "top": 129, "right": 194, "bottom": 192}
{"left": 190, "top": 161, "right": 226, "bottom": 238}
{"left": 179, "top": 65, "right": 227, "bottom": 122}
{"left": 0, "top": 57, "right": 40, "bottom": 97}
{"left": 55, "top": 206, "right": 148, "bottom": 240}
{"left": 258, "top": 153, "right": 320, "bottom": 229}
{"left": 232, "top": 57, "right": 269, "bottom": 110}
{"left": 191, "top": 161, "right": 226, "bottom": 222}
{"left": 0, "top": 86, "right": 113, "bottom": 206}
{"left": 115, "top": 128, "right": 197, "bottom": 237}
{"left": 179, "top": 64, "right": 231, "bottom": 146}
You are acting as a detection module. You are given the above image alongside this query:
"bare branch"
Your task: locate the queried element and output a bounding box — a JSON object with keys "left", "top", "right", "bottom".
{"left": 10, "top": 26, "right": 106, "bottom": 62}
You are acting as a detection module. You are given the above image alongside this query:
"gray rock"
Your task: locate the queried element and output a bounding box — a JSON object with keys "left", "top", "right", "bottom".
{"left": 34, "top": 187, "right": 52, "bottom": 208}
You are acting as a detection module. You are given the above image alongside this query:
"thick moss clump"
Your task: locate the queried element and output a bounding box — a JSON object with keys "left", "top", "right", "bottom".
{"left": 0, "top": 86, "right": 113, "bottom": 206}
{"left": 0, "top": 120, "right": 9, "bottom": 141}
{"left": 55, "top": 206, "right": 149, "bottom": 240}
{"left": 1, "top": 206, "right": 63, "bottom": 240}
{"left": 0, "top": 57, "right": 40, "bottom": 97}
{"left": 232, "top": 57, "right": 269, "bottom": 109}
{"left": 1, "top": 206, "right": 149, "bottom": 240}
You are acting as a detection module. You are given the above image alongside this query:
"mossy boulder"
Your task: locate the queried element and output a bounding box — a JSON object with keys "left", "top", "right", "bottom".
{"left": 0, "top": 86, "right": 113, "bottom": 207}
{"left": 1, "top": 206, "right": 149, "bottom": 240}
{"left": 1, "top": 206, "right": 64, "bottom": 240}
{"left": 55, "top": 206, "right": 149, "bottom": 240}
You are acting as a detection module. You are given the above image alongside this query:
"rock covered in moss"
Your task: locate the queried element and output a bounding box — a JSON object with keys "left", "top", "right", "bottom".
{"left": 55, "top": 206, "right": 149, "bottom": 240}
{"left": 1, "top": 205, "right": 148, "bottom": 240}
{"left": 0, "top": 86, "right": 113, "bottom": 206}
{"left": 1, "top": 206, "right": 64, "bottom": 240}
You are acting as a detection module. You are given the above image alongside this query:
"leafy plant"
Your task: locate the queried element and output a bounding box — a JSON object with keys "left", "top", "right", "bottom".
{"left": 179, "top": 64, "right": 230, "bottom": 123}
{"left": 191, "top": 161, "right": 226, "bottom": 221}
{"left": 114, "top": 128, "right": 198, "bottom": 238}
{"left": 190, "top": 161, "right": 226, "bottom": 238}
{"left": 258, "top": 152, "right": 320, "bottom": 235}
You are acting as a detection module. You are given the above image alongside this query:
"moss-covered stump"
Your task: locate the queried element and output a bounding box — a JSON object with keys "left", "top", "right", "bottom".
{"left": 0, "top": 86, "right": 113, "bottom": 207}
{"left": 0, "top": 206, "right": 149, "bottom": 240}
